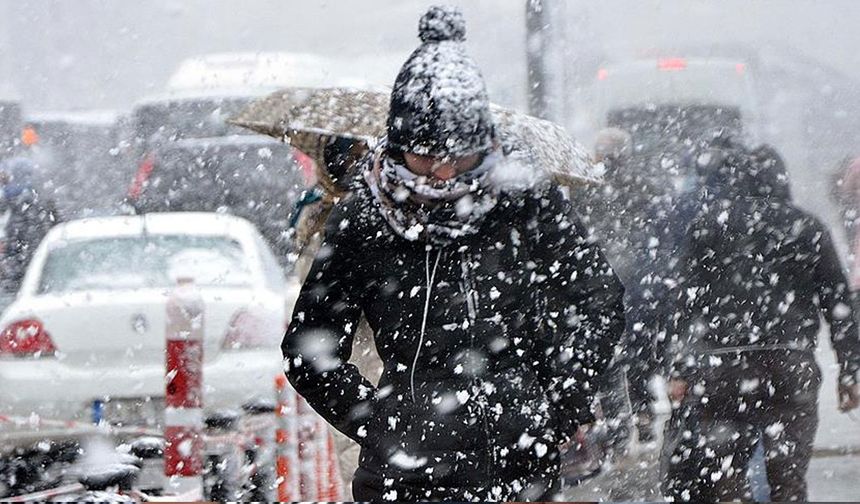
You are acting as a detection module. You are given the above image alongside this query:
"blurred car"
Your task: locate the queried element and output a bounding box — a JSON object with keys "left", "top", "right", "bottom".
{"left": 166, "top": 52, "right": 344, "bottom": 92}
{"left": 166, "top": 51, "right": 399, "bottom": 93}
{"left": 0, "top": 212, "right": 299, "bottom": 424}
{"left": 594, "top": 57, "right": 758, "bottom": 123}
{"left": 23, "top": 110, "right": 123, "bottom": 218}
{"left": 592, "top": 56, "right": 761, "bottom": 194}
{"left": 120, "top": 91, "right": 262, "bottom": 169}
{"left": 129, "top": 91, "right": 259, "bottom": 144}
{"left": 0, "top": 99, "right": 22, "bottom": 154}
{"left": 126, "top": 135, "right": 308, "bottom": 262}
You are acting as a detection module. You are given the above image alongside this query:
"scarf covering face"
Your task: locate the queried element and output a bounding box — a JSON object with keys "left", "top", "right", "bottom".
{"left": 365, "top": 141, "right": 500, "bottom": 244}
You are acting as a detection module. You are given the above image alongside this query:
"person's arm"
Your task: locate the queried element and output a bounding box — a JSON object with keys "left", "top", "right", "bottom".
{"left": 281, "top": 200, "right": 377, "bottom": 443}
{"left": 814, "top": 227, "right": 860, "bottom": 387}
{"left": 658, "top": 208, "right": 717, "bottom": 402}
{"left": 533, "top": 188, "right": 626, "bottom": 436}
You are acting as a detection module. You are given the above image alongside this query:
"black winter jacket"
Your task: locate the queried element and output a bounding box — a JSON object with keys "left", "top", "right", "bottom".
{"left": 2, "top": 191, "right": 59, "bottom": 292}
{"left": 282, "top": 182, "right": 625, "bottom": 499}
{"left": 667, "top": 194, "right": 860, "bottom": 385}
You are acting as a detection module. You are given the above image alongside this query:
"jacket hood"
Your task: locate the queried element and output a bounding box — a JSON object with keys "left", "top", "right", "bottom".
{"left": 702, "top": 142, "right": 791, "bottom": 201}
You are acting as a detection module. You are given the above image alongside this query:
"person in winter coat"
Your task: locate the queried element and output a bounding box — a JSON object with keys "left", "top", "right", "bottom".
{"left": 282, "top": 6, "right": 626, "bottom": 501}
{"left": 288, "top": 135, "right": 385, "bottom": 494}
{"left": 830, "top": 155, "right": 860, "bottom": 243}
{"left": 0, "top": 157, "right": 60, "bottom": 293}
{"left": 660, "top": 142, "right": 860, "bottom": 502}
{"left": 581, "top": 128, "right": 659, "bottom": 445}
{"left": 831, "top": 155, "right": 860, "bottom": 289}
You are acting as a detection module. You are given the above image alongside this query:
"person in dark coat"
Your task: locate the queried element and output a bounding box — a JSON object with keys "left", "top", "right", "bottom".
{"left": 0, "top": 157, "right": 60, "bottom": 293}
{"left": 577, "top": 128, "right": 660, "bottom": 446}
{"left": 282, "top": 6, "right": 626, "bottom": 501}
{"left": 660, "top": 142, "right": 860, "bottom": 502}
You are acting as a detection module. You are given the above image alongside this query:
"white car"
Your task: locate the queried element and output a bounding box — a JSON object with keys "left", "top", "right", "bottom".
{"left": 0, "top": 212, "right": 299, "bottom": 425}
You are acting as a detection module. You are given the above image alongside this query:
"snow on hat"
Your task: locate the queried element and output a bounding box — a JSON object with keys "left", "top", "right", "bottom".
{"left": 387, "top": 5, "right": 495, "bottom": 158}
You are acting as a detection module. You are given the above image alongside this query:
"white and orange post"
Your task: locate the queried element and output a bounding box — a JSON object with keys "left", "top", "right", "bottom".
{"left": 274, "top": 374, "right": 344, "bottom": 501}
{"left": 275, "top": 374, "right": 300, "bottom": 501}
{"left": 315, "top": 416, "right": 327, "bottom": 499}
{"left": 297, "top": 396, "right": 319, "bottom": 500}
{"left": 320, "top": 421, "right": 345, "bottom": 501}
{"left": 164, "top": 277, "right": 205, "bottom": 500}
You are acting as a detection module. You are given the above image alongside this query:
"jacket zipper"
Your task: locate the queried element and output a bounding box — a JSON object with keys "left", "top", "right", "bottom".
{"left": 411, "top": 247, "right": 442, "bottom": 403}
{"left": 459, "top": 249, "right": 496, "bottom": 489}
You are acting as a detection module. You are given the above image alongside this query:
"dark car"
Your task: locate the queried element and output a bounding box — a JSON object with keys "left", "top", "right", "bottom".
{"left": 594, "top": 57, "right": 759, "bottom": 190}
{"left": 116, "top": 93, "right": 263, "bottom": 187}
{"left": 126, "top": 135, "right": 306, "bottom": 264}
{"left": 23, "top": 111, "right": 122, "bottom": 218}
{"left": 124, "top": 92, "right": 258, "bottom": 155}
{"left": 0, "top": 100, "right": 22, "bottom": 156}
{"left": 607, "top": 104, "right": 744, "bottom": 193}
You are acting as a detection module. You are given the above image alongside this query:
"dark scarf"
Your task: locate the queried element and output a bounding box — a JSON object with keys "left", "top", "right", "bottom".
{"left": 365, "top": 142, "right": 500, "bottom": 245}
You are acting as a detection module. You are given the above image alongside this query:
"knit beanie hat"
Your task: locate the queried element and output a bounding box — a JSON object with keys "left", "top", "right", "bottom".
{"left": 386, "top": 6, "right": 495, "bottom": 158}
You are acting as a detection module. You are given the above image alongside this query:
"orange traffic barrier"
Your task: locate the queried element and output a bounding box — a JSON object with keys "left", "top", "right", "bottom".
{"left": 274, "top": 374, "right": 299, "bottom": 502}
{"left": 274, "top": 374, "right": 345, "bottom": 501}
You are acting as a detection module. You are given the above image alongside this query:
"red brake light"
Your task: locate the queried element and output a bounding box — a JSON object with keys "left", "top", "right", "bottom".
{"left": 292, "top": 149, "right": 317, "bottom": 186}
{"left": 0, "top": 319, "right": 56, "bottom": 357}
{"left": 596, "top": 68, "right": 609, "bottom": 81}
{"left": 735, "top": 63, "right": 746, "bottom": 75}
{"left": 222, "top": 311, "right": 268, "bottom": 350}
{"left": 658, "top": 58, "right": 687, "bottom": 71}
{"left": 127, "top": 154, "right": 156, "bottom": 200}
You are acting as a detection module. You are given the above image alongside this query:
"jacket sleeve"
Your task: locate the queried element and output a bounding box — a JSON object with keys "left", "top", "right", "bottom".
{"left": 281, "top": 200, "right": 377, "bottom": 443}
{"left": 532, "top": 188, "right": 626, "bottom": 434}
{"left": 660, "top": 233, "right": 702, "bottom": 380}
{"left": 814, "top": 227, "right": 860, "bottom": 385}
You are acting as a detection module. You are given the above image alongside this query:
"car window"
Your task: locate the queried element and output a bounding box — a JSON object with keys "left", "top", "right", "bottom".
{"left": 595, "top": 62, "right": 756, "bottom": 119}
{"left": 253, "top": 230, "right": 287, "bottom": 292}
{"left": 38, "top": 235, "right": 252, "bottom": 294}
{"left": 136, "top": 141, "right": 304, "bottom": 261}
{"left": 133, "top": 97, "right": 252, "bottom": 144}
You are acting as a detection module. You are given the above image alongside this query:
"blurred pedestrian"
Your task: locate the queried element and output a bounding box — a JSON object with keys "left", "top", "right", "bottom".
{"left": 831, "top": 155, "right": 860, "bottom": 289}
{"left": 830, "top": 155, "right": 860, "bottom": 244}
{"left": 660, "top": 142, "right": 860, "bottom": 502}
{"left": 290, "top": 136, "right": 367, "bottom": 282}
{"left": 575, "top": 127, "right": 659, "bottom": 447}
{"left": 0, "top": 157, "right": 60, "bottom": 293}
{"left": 282, "top": 6, "right": 625, "bottom": 501}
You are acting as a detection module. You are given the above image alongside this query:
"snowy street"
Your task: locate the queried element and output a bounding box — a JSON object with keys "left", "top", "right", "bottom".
{"left": 564, "top": 335, "right": 860, "bottom": 501}
{"left": 3, "top": 1, "right": 860, "bottom": 501}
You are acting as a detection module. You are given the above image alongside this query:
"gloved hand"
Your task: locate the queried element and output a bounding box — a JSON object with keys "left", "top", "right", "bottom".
{"left": 838, "top": 382, "right": 860, "bottom": 412}
{"left": 667, "top": 378, "right": 688, "bottom": 405}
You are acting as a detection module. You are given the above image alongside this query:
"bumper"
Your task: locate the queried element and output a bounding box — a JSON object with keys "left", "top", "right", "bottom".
{"left": 0, "top": 349, "right": 285, "bottom": 422}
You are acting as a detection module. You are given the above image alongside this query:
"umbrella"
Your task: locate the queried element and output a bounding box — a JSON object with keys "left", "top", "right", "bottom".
{"left": 228, "top": 87, "right": 386, "bottom": 170}
{"left": 490, "top": 107, "right": 597, "bottom": 188}
{"left": 228, "top": 87, "right": 599, "bottom": 187}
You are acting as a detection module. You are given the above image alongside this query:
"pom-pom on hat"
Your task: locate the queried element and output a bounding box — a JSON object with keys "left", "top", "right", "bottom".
{"left": 387, "top": 5, "right": 495, "bottom": 158}
{"left": 418, "top": 5, "right": 466, "bottom": 42}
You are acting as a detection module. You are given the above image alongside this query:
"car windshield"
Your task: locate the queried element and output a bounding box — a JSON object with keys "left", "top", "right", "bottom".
{"left": 38, "top": 235, "right": 252, "bottom": 294}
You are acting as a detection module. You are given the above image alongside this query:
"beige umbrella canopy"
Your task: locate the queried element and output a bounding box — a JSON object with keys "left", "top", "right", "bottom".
{"left": 228, "top": 87, "right": 599, "bottom": 187}
{"left": 228, "top": 87, "right": 386, "bottom": 169}
{"left": 491, "top": 107, "right": 597, "bottom": 188}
